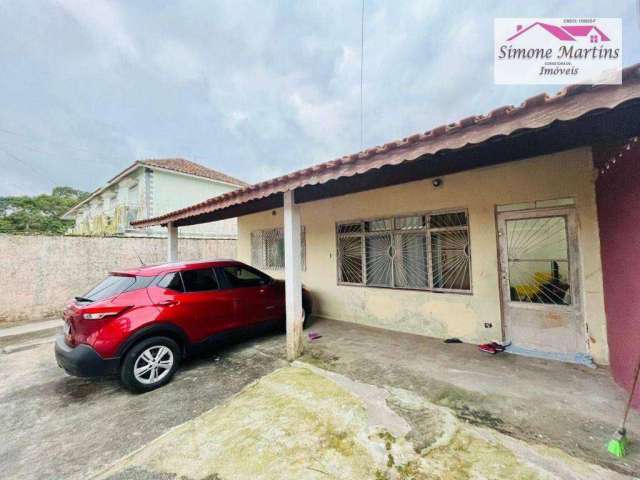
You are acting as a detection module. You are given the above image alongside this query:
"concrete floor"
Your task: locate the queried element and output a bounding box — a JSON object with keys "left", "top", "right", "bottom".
{"left": 1, "top": 317, "right": 639, "bottom": 478}
{"left": 300, "top": 318, "right": 640, "bottom": 477}
{"left": 0, "top": 330, "right": 288, "bottom": 480}
{"left": 97, "top": 364, "right": 631, "bottom": 480}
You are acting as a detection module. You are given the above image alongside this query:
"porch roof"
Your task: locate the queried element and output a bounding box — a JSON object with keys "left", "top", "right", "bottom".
{"left": 133, "top": 64, "right": 640, "bottom": 228}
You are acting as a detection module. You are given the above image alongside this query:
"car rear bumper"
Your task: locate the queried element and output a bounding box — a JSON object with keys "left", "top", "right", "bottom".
{"left": 54, "top": 335, "right": 119, "bottom": 377}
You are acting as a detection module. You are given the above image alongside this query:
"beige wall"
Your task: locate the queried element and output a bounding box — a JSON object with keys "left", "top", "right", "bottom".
{"left": 0, "top": 234, "right": 236, "bottom": 324}
{"left": 238, "top": 147, "right": 609, "bottom": 364}
{"left": 151, "top": 169, "right": 238, "bottom": 237}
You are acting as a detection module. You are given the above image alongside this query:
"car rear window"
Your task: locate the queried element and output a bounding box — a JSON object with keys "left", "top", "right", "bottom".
{"left": 181, "top": 268, "right": 219, "bottom": 292}
{"left": 83, "top": 275, "right": 136, "bottom": 302}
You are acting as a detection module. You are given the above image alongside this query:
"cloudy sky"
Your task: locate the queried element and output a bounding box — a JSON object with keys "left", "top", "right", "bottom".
{"left": 0, "top": 0, "right": 638, "bottom": 195}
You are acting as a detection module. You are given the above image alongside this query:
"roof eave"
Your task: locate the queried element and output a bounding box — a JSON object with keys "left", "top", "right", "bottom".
{"left": 131, "top": 64, "right": 640, "bottom": 229}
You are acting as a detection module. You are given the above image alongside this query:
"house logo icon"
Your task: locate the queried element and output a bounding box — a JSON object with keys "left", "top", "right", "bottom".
{"left": 507, "top": 22, "right": 610, "bottom": 43}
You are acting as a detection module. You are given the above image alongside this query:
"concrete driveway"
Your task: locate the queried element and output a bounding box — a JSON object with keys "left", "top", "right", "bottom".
{"left": 1, "top": 318, "right": 638, "bottom": 479}
{"left": 0, "top": 330, "right": 288, "bottom": 480}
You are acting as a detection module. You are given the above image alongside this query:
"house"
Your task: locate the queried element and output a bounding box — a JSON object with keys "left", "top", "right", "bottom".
{"left": 62, "top": 158, "right": 247, "bottom": 238}
{"left": 507, "top": 22, "right": 610, "bottom": 43}
{"left": 133, "top": 64, "right": 640, "bottom": 404}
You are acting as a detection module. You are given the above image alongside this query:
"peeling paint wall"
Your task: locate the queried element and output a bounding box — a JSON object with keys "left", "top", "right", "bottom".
{"left": 0, "top": 234, "right": 236, "bottom": 324}
{"left": 238, "top": 148, "right": 608, "bottom": 364}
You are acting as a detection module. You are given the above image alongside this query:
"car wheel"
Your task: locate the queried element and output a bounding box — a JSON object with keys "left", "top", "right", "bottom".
{"left": 120, "top": 336, "right": 180, "bottom": 393}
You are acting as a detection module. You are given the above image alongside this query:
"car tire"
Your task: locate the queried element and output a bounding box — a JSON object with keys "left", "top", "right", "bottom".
{"left": 120, "top": 336, "right": 181, "bottom": 393}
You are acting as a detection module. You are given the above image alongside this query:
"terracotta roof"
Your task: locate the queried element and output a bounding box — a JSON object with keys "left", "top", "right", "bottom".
{"left": 134, "top": 158, "right": 248, "bottom": 187}
{"left": 133, "top": 63, "right": 640, "bottom": 229}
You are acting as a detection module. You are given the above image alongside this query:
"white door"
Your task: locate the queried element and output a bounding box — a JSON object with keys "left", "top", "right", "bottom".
{"left": 497, "top": 208, "right": 586, "bottom": 355}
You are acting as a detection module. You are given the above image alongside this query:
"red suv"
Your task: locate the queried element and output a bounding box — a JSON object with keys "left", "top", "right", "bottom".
{"left": 55, "top": 260, "right": 311, "bottom": 392}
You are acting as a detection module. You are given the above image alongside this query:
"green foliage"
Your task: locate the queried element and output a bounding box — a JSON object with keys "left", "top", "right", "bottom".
{"left": 0, "top": 186, "right": 89, "bottom": 234}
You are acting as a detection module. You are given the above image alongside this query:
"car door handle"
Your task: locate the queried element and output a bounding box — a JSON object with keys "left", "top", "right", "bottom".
{"left": 157, "top": 300, "right": 179, "bottom": 306}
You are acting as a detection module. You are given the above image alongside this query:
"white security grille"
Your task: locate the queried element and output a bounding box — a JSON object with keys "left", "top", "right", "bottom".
{"left": 251, "top": 226, "right": 306, "bottom": 271}
{"left": 336, "top": 210, "right": 471, "bottom": 292}
{"left": 505, "top": 216, "right": 571, "bottom": 305}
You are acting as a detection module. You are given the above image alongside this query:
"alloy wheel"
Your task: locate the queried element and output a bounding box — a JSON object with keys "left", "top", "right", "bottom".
{"left": 133, "top": 345, "right": 174, "bottom": 385}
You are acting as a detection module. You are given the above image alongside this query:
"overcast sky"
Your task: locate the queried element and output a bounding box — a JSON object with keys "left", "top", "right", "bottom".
{"left": 0, "top": 0, "right": 638, "bottom": 196}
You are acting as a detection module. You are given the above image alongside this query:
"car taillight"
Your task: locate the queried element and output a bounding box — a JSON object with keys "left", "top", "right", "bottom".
{"left": 81, "top": 306, "right": 131, "bottom": 320}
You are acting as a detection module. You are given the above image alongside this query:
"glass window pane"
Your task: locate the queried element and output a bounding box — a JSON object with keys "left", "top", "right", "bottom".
{"left": 251, "top": 231, "right": 263, "bottom": 267}
{"left": 83, "top": 275, "right": 135, "bottom": 301}
{"left": 365, "top": 234, "right": 393, "bottom": 286}
{"left": 431, "top": 230, "right": 471, "bottom": 290}
{"left": 365, "top": 218, "right": 392, "bottom": 232}
{"left": 181, "top": 268, "right": 219, "bottom": 292}
{"left": 506, "top": 217, "right": 568, "bottom": 261}
{"left": 506, "top": 216, "right": 571, "bottom": 305}
{"left": 395, "top": 215, "right": 426, "bottom": 230}
{"left": 223, "top": 266, "right": 269, "bottom": 288}
{"left": 337, "top": 222, "right": 363, "bottom": 234}
{"left": 337, "top": 236, "right": 363, "bottom": 284}
{"left": 251, "top": 227, "right": 305, "bottom": 271}
{"left": 264, "top": 228, "right": 284, "bottom": 269}
{"left": 158, "top": 272, "right": 184, "bottom": 292}
{"left": 394, "top": 233, "right": 428, "bottom": 288}
{"left": 430, "top": 211, "right": 468, "bottom": 228}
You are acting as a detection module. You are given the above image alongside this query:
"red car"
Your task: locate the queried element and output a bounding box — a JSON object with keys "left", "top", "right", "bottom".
{"left": 55, "top": 260, "right": 311, "bottom": 392}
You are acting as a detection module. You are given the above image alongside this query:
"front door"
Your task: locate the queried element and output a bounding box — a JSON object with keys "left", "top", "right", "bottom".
{"left": 497, "top": 208, "right": 586, "bottom": 356}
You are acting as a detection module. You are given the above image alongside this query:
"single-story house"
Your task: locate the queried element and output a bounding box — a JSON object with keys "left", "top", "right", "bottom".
{"left": 133, "top": 64, "right": 640, "bottom": 404}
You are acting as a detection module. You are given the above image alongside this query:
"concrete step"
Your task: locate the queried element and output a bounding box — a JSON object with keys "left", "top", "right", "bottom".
{"left": 0, "top": 319, "right": 63, "bottom": 349}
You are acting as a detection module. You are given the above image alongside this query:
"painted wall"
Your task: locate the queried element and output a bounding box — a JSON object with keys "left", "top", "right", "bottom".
{"left": 596, "top": 147, "right": 640, "bottom": 407}
{"left": 238, "top": 148, "right": 609, "bottom": 364}
{"left": 151, "top": 169, "right": 238, "bottom": 237}
{"left": 0, "top": 234, "right": 236, "bottom": 324}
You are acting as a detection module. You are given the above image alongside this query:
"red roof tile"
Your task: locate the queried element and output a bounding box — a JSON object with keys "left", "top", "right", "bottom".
{"left": 136, "top": 158, "right": 248, "bottom": 187}
{"left": 133, "top": 63, "right": 640, "bottom": 228}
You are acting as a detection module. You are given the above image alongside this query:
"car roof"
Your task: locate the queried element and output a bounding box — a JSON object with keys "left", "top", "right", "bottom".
{"left": 111, "top": 259, "right": 246, "bottom": 277}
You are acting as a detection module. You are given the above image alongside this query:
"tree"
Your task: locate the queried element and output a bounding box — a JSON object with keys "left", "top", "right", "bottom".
{"left": 0, "top": 187, "right": 90, "bottom": 234}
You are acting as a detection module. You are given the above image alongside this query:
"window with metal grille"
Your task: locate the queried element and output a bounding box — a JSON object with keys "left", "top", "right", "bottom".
{"left": 336, "top": 210, "right": 471, "bottom": 293}
{"left": 251, "top": 226, "right": 306, "bottom": 271}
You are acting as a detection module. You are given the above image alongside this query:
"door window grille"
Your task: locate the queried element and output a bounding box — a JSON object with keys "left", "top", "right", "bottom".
{"left": 336, "top": 210, "right": 471, "bottom": 293}
{"left": 505, "top": 216, "right": 571, "bottom": 305}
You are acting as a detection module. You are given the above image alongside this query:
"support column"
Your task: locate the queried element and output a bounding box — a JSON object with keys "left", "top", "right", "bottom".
{"left": 283, "top": 190, "right": 303, "bottom": 361}
{"left": 167, "top": 221, "right": 178, "bottom": 262}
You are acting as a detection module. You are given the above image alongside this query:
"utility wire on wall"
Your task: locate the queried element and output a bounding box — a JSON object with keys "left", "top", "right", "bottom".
{"left": 360, "top": 0, "right": 365, "bottom": 150}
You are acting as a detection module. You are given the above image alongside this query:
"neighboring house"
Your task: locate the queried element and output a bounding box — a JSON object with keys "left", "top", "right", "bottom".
{"left": 62, "top": 158, "right": 247, "bottom": 238}
{"left": 134, "top": 65, "right": 640, "bottom": 405}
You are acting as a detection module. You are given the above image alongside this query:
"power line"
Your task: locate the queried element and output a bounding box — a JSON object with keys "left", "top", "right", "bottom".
{"left": 0, "top": 126, "right": 122, "bottom": 167}
{"left": 360, "top": 0, "right": 365, "bottom": 150}
{"left": 0, "top": 146, "right": 62, "bottom": 187}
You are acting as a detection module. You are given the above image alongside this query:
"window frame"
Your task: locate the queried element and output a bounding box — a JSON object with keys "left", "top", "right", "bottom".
{"left": 250, "top": 226, "right": 306, "bottom": 271}
{"left": 335, "top": 208, "right": 472, "bottom": 294}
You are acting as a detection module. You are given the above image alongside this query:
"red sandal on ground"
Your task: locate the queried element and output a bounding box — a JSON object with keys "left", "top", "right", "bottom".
{"left": 478, "top": 343, "right": 497, "bottom": 354}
